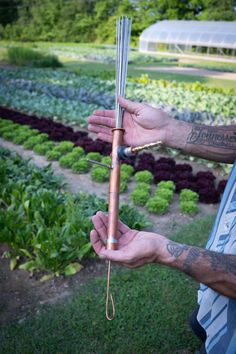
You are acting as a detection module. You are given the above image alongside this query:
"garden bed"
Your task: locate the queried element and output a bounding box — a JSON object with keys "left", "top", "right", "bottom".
{"left": 0, "top": 138, "right": 219, "bottom": 325}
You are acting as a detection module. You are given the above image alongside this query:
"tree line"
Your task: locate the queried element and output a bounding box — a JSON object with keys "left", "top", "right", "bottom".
{"left": 0, "top": 0, "right": 235, "bottom": 43}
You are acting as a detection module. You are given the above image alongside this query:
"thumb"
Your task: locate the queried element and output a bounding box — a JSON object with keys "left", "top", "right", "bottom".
{"left": 118, "top": 96, "right": 142, "bottom": 114}
{"left": 100, "top": 249, "right": 129, "bottom": 263}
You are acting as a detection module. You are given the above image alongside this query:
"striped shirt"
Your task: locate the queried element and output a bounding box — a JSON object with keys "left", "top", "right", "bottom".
{"left": 197, "top": 162, "right": 236, "bottom": 354}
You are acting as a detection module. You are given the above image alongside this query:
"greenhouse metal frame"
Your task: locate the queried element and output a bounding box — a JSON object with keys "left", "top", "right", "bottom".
{"left": 139, "top": 21, "right": 236, "bottom": 57}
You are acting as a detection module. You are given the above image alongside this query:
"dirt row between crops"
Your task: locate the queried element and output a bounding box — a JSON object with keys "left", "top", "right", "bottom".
{"left": 135, "top": 65, "right": 236, "bottom": 81}
{"left": 0, "top": 138, "right": 219, "bottom": 326}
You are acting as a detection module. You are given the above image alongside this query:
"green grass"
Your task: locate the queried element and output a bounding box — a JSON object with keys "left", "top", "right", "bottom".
{"left": 0, "top": 215, "right": 215, "bottom": 354}
{"left": 180, "top": 59, "right": 236, "bottom": 73}
{"left": 64, "top": 60, "right": 236, "bottom": 89}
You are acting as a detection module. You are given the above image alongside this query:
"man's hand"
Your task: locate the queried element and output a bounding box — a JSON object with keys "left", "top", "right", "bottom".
{"left": 90, "top": 211, "right": 168, "bottom": 268}
{"left": 90, "top": 212, "right": 236, "bottom": 299}
{"left": 88, "top": 96, "right": 172, "bottom": 147}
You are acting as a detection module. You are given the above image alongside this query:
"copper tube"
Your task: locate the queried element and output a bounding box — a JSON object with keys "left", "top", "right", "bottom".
{"left": 107, "top": 128, "right": 124, "bottom": 250}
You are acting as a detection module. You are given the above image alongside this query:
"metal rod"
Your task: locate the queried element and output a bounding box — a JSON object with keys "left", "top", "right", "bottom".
{"left": 115, "top": 16, "right": 132, "bottom": 129}
{"left": 105, "top": 17, "right": 132, "bottom": 321}
{"left": 107, "top": 17, "right": 131, "bottom": 250}
{"left": 87, "top": 159, "right": 112, "bottom": 170}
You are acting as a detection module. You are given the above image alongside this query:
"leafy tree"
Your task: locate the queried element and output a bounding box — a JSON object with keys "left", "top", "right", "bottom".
{"left": 0, "top": 0, "right": 235, "bottom": 42}
{"left": 199, "top": 0, "right": 236, "bottom": 20}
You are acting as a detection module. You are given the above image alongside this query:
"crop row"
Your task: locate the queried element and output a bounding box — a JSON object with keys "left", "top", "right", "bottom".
{"left": 0, "top": 146, "right": 147, "bottom": 277}
{"left": 1, "top": 67, "right": 234, "bottom": 97}
{"left": 0, "top": 68, "right": 234, "bottom": 127}
{"left": 0, "top": 110, "right": 227, "bottom": 204}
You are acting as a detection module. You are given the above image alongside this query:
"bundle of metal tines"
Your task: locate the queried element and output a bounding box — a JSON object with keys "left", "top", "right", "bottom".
{"left": 115, "top": 16, "right": 132, "bottom": 128}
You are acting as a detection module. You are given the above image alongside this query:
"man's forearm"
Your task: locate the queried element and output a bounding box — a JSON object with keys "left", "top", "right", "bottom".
{"left": 160, "top": 241, "right": 236, "bottom": 299}
{"left": 165, "top": 119, "right": 236, "bottom": 163}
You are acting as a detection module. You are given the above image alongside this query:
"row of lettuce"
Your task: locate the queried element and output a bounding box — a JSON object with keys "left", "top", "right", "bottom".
{"left": 0, "top": 146, "right": 147, "bottom": 278}
{"left": 0, "top": 115, "right": 226, "bottom": 206}
{"left": 0, "top": 67, "right": 235, "bottom": 128}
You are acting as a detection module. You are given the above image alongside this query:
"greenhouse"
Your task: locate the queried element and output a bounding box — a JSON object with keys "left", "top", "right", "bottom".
{"left": 139, "top": 20, "right": 236, "bottom": 57}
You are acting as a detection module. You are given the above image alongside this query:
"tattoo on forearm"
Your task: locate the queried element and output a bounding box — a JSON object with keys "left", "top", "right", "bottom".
{"left": 167, "top": 242, "right": 189, "bottom": 258}
{"left": 187, "top": 126, "right": 236, "bottom": 150}
{"left": 183, "top": 248, "right": 201, "bottom": 275}
{"left": 207, "top": 251, "right": 236, "bottom": 276}
{"left": 167, "top": 241, "right": 236, "bottom": 279}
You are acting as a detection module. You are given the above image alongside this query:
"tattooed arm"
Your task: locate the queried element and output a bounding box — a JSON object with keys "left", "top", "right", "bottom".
{"left": 91, "top": 212, "right": 236, "bottom": 300}
{"left": 88, "top": 98, "right": 235, "bottom": 164}
{"left": 166, "top": 121, "right": 236, "bottom": 164}
{"left": 165, "top": 241, "right": 236, "bottom": 299}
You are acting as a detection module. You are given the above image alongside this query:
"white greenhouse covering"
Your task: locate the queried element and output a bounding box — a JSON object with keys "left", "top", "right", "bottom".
{"left": 139, "top": 21, "right": 236, "bottom": 52}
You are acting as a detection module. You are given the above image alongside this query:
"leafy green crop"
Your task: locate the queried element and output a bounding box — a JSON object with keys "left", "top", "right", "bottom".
{"left": 91, "top": 166, "right": 110, "bottom": 182}
{"left": 121, "top": 163, "right": 134, "bottom": 176}
{"left": 145, "top": 196, "right": 169, "bottom": 215}
{"left": 46, "top": 149, "right": 62, "bottom": 161}
{"left": 180, "top": 189, "right": 199, "bottom": 203}
{"left": 34, "top": 141, "right": 55, "bottom": 155}
{"left": 180, "top": 201, "right": 198, "bottom": 215}
{"left": 86, "top": 152, "right": 102, "bottom": 162}
{"left": 72, "top": 158, "right": 90, "bottom": 173}
{"left": 131, "top": 189, "right": 150, "bottom": 206}
{"left": 155, "top": 188, "right": 174, "bottom": 203}
{"left": 53, "top": 141, "right": 74, "bottom": 154}
{"left": 23, "top": 133, "right": 49, "bottom": 149}
{"left": 157, "top": 180, "right": 176, "bottom": 191}
{"left": 134, "top": 170, "right": 153, "bottom": 184}
{"left": 0, "top": 147, "right": 147, "bottom": 277}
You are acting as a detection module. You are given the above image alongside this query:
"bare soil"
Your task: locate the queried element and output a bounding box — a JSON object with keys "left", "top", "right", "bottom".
{"left": 0, "top": 138, "right": 219, "bottom": 326}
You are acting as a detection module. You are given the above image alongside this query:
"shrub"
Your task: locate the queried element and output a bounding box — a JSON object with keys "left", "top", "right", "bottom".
{"left": 86, "top": 152, "right": 102, "bottom": 162}
{"left": 120, "top": 180, "right": 128, "bottom": 193}
{"left": 23, "top": 134, "right": 48, "bottom": 149}
{"left": 34, "top": 142, "right": 55, "bottom": 155}
{"left": 180, "top": 201, "right": 198, "bottom": 215}
{"left": 72, "top": 158, "right": 90, "bottom": 174}
{"left": 7, "top": 47, "right": 62, "bottom": 68}
{"left": 145, "top": 197, "right": 169, "bottom": 215}
{"left": 180, "top": 189, "right": 199, "bottom": 203}
{"left": 134, "top": 170, "right": 153, "bottom": 184}
{"left": 121, "top": 163, "right": 134, "bottom": 176}
{"left": 158, "top": 180, "right": 176, "bottom": 191}
{"left": 131, "top": 189, "right": 150, "bottom": 206}
{"left": 46, "top": 150, "right": 62, "bottom": 161}
{"left": 54, "top": 141, "right": 74, "bottom": 154}
{"left": 91, "top": 166, "right": 110, "bottom": 182}
{"left": 155, "top": 188, "right": 173, "bottom": 203}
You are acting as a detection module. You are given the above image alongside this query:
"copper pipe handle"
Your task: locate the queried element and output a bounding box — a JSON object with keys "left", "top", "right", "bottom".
{"left": 107, "top": 128, "right": 124, "bottom": 250}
